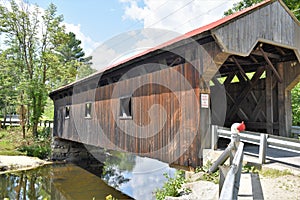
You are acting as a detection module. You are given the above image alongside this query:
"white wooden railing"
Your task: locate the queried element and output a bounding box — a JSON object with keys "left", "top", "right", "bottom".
{"left": 208, "top": 131, "right": 244, "bottom": 200}
{"left": 212, "top": 125, "right": 300, "bottom": 164}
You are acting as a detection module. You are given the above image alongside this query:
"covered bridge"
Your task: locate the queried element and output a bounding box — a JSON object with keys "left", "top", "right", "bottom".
{"left": 50, "top": 0, "right": 300, "bottom": 167}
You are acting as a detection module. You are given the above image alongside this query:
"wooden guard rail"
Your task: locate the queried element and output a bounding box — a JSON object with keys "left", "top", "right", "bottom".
{"left": 208, "top": 132, "right": 244, "bottom": 200}
{"left": 292, "top": 126, "right": 300, "bottom": 138}
{"left": 212, "top": 125, "right": 300, "bottom": 164}
{"left": 1, "top": 120, "right": 53, "bottom": 128}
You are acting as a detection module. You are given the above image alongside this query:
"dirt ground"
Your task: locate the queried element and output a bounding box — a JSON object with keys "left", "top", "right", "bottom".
{"left": 260, "top": 174, "right": 300, "bottom": 200}
{"left": 0, "top": 155, "right": 50, "bottom": 174}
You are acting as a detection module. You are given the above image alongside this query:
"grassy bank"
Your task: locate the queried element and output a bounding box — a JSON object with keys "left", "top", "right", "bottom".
{"left": 0, "top": 127, "right": 51, "bottom": 159}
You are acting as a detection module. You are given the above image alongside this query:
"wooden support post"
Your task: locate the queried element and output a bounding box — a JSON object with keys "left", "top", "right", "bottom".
{"left": 277, "top": 63, "right": 287, "bottom": 137}
{"left": 259, "top": 133, "right": 268, "bottom": 164}
{"left": 200, "top": 91, "right": 211, "bottom": 150}
{"left": 266, "top": 69, "right": 274, "bottom": 134}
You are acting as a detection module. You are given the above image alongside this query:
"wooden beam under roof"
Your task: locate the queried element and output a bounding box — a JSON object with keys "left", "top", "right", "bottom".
{"left": 259, "top": 47, "right": 283, "bottom": 83}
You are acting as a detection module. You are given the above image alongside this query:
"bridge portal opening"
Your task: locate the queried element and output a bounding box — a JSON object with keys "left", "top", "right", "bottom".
{"left": 211, "top": 42, "right": 299, "bottom": 137}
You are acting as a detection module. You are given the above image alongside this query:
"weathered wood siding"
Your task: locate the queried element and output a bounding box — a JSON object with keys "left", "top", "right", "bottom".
{"left": 213, "top": 1, "right": 300, "bottom": 57}
{"left": 54, "top": 63, "right": 204, "bottom": 167}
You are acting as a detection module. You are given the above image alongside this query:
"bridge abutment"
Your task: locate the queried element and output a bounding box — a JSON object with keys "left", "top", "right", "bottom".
{"left": 51, "top": 138, "right": 106, "bottom": 175}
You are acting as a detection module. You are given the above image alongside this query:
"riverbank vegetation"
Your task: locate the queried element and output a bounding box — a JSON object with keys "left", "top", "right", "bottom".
{"left": 0, "top": 0, "right": 95, "bottom": 139}
{"left": 0, "top": 127, "right": 51, "bottom": 159}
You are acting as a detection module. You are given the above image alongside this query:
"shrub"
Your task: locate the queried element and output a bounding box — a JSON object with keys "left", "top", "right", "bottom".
{"left": 18, "top": 127, "right": 51, "bottom": 159}
{"left": 18, "top": 144, "right": 50, "bottom": 159}
{"left": 292, "top": 83, "right": 300, "bottom": 126}
{"left": 195, "top": 160, "right": 220, "bottom": 184}
{"left": 155, "top": 170, "right": 188, "bottom": 200}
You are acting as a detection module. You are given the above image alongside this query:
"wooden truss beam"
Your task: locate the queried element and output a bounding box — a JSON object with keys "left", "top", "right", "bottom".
{"left": 227, "top": 66, "right": 265, "bottom": 120}
{"left": 259, "top": 47, "right": 282, "bottom": 83}
{"left": 252, "top": 49, "right": 281, "bottom": 59}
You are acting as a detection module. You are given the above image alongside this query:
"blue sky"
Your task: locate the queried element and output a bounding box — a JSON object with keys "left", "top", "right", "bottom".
{"left": 23, "top": 0, "right": 241, "bottom": 70}
{"left": 34, "top": 0, "right": 144, "bottom": 43}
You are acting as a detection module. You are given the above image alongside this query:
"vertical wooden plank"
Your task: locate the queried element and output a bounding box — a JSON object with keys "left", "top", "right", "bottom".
{"left": 135, "top": 77, "right": 142, "bottom": 154}
{"left": 277, "top": 63, "right": 287, "bottom": 137}
{"left": 266, "top": 69, "right": 274, "bottom": 134}
{"left": 142, "top": 76, "right": 148, "bottom": 154}
{"left": 109, "top": 86, "right": 116, "bottom": 150}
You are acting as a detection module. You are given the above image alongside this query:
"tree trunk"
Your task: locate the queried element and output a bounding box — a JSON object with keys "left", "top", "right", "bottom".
{"left": 20, "top": 104, "right": 26, "bottom": 139}
{"left": 32, "top": 93, "right": 38, "bottom": 137}
{"left": 3, "top": 104, "right": 7, "bottom": 129}
{"left": 19, "top": 93, "right": 27, "bottom": 139}
{"left": 32, "top": 121, "right": 38, "bottom": 138}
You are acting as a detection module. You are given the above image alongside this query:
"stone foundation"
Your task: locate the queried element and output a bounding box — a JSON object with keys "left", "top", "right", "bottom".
{"left": 51, "top": 137, "right": 107, "bottom": 176}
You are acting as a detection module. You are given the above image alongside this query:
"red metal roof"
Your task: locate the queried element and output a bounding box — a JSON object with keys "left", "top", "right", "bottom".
{"left": 50, "top": 0, "right": 274, "bottom": 94}
{"left": 94, "top": 0, "right": 273, "bottom": 74}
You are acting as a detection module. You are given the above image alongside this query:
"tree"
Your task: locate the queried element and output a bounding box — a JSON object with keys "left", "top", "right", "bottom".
{"left": 0, "top": 1, "right": 94, "bottom": 136}
{"left": 0, "top": 1, "right": 64, "bottom": 136}
{"left": 0, "top": 51, "right": 18, "bottom": 130}
{"left": 291, "top": 84, "right": 300, "bottom": 126}
{"left": 224, "top": 0, "right": 300, "bottom": 21}
{"left": 54, "top": 31, "right": 95, "bottom": 85}
{"left": 224, "top": 0, "right": 264, "bottom": 16}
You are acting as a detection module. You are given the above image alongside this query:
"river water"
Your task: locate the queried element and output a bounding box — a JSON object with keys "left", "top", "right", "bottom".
{"left": 0, "top": 151, "right": 176, "bottom": 200}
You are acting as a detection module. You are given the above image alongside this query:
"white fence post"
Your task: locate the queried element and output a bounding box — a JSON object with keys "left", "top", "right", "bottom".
{"left": 259, "top": 133, "right": 268, "bottom": 164}
{"left": 219, "top": 165, "right": 230, "bottom": 196}
{"left": 212, "top": 125, "right": 218, "bottom": 150}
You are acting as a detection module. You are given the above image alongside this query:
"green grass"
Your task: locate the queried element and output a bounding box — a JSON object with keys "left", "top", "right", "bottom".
{"left": 0, "top": 127, "right": 27, "bottom": 155}
{"left": 0, "top": 127, "right": 51, "bottom": 159}
{"left": 243, "top": 164, "right": 293, "bottom": 178}
{"left": 259, "top": 168, "right": 292, "bottom": 178}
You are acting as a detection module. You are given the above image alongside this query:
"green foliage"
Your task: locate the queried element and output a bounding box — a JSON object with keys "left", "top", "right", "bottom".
{"left": 292, "top": 82, "right": 300, "bottom": 125}
{"left": 243, "top": 164, "right": 292, "bottom": 177}
{"left": 224, "top": 0, "right": 264, "bottom": 16}
{"left": 260, "top": 168, "right": 292, "bottom": 178}
{"left": 18, "top": 127, "right": 51, "bottom": 159}
{"left": 224, "top": 0, "right": 300, "bottom": 21}
{"left": 243, "top": 165, "right": 260, "bottom": 173}
{"left": 42, "top": 99, "right": 54, "bottom": 120}
{"left": 0, "top": 1, "right": 95, "bottom": 137}
{"left": 195, "top": 160, "right": 219, "bottom": 184}
{"left": 155, "top": 170, "right": 188, "bottom": 200}
{"left": 18, "top": 145, "right": 50, "bottom": 159}
{"left": 0, "top": 127, "right": 29, "bottom": 155}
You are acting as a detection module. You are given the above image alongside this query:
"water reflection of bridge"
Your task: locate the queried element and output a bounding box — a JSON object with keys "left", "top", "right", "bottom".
{"left": 0, "top": 164, "right": 131, "bottom": 199}
{"left": 1, "top": 148, "right": 177, "bottom": 200}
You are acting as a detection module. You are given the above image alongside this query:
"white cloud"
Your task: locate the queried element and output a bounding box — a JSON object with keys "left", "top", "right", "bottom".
{"left": 63, "top": 23, "right": 100, "bottom": 56}
{"left": 89, "top": 28, "right": 181, "bottom": 71}
{"left": 87, "top": 0, "right": 242, "bottom": 69}
{"left": 120, "top": 0, "right": 242, "bottom": 34}
{"left": 89, "top": 43, "right": 120, "bottom": 70}
{"left": 120, "top": 157, "right": 176, "bottom": 199}
{"left": 0, "top": 0, "right": 99, "bottom": 58}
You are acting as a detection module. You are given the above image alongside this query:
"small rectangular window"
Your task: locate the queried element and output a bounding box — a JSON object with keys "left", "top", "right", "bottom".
{"left": 119, "top": 96, "right": 132, "bottom": 119}
{"left": 85, "top": 102, "right": 92, "bottom": 118}
{"left": 65, "top": 105, "right": 70, "bottom": 119}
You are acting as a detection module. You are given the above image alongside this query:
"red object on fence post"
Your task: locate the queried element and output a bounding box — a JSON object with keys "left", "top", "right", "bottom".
{"left": 237, "top": 121, "right": 246, "bottom": 132}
